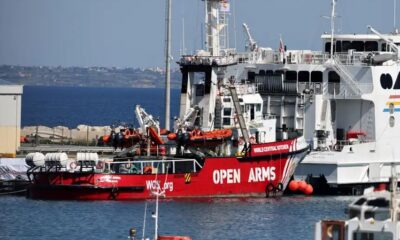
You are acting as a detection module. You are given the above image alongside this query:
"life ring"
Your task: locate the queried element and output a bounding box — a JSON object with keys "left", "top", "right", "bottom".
{"left": 69, "top": 161, "right": 77, "bottom": 169}
{"left": 333, "top": 144, "right": 340, "bottom": 151}
{"left": 96, "top": 161, "right": 104, "bottom": 169}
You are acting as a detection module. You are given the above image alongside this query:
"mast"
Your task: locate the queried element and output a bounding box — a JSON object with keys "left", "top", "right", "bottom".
{"left": 330, "top": 0, "right": 336, "bottom": 59}
{"left": 164, "top": 0, "right": 172, "bottom": 131}
{"left": 395, "top": 0, "right": 397, "bottom": 31}
{"left": 205, "top": 0, "right": 229, "bottom": 56}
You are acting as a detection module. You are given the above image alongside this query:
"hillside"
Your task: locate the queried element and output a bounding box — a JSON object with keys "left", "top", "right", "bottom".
{"left": 0, "top": 65, "right": 182, "bottom": 88}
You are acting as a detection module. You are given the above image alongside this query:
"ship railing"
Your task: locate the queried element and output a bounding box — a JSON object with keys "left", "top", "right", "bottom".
{"left": 220, "top": 82, "right": 258, "bottom": 96}
{"left": 235, "top": 50, "right": 373, "bottom": 66}
{"left": 105, "top": 158, "right": 202, "bottom": 175}
{"left": 179, "top": 55, "right": 237, "bottom": 66}
{"left": 308, "top": 139, "right": 375, "bottom": 152}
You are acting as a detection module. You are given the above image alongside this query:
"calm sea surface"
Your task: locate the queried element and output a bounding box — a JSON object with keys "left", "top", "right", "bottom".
{"left": 14, "top": 86, "right": 352, "bottom": 240}
{"left": 22, "top": 86, "right": 181, "bottom": 128}
{"left": 0, "top": 196, "right": 353, "bottom": 240}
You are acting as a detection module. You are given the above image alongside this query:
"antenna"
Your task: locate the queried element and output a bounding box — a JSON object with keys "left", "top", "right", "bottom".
{"left": 330, "top": 0, "right": 337, "bottom": 59}
{"left": 182, "top": 18, "right": 186, "bottom": 55}
{"left": 394, "top": 0, "right": 397, "bottom": 31}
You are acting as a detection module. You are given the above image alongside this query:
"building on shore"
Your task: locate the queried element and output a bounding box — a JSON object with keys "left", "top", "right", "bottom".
{"left": 0, "top": 79, "right": 23, "bottom": 157}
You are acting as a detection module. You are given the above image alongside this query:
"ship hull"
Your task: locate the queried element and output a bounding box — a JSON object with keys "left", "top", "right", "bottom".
{"left": 27, "top": 137, "right": 309, "bottom": 200}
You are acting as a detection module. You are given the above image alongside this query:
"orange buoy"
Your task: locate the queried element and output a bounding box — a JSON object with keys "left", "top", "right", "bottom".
{"left": 103, "top": 135, "right": 110, "bottom": 142}
{"left": 298, "top": 180, "right": 307, "bottom": 191}
{"left": 167, "top": 133, "right": 177, "bottom": 140}
{"left": 304, "top": 184, "right": 314, "bottom": 195}
{"left": 288, "top": 180, "right": 299, "bottom": 191}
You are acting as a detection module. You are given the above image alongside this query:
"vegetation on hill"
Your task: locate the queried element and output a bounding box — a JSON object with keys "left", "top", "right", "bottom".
{"left": 0, "top": 65, "right": 182, "bottom": 88}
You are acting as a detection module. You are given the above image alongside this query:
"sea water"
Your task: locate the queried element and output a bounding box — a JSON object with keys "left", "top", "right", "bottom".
{"left": 0, "top": 196, "right": 352, "bottom": 240}
{"left": 22, "top": 86, "right": 181, "bottom": 128}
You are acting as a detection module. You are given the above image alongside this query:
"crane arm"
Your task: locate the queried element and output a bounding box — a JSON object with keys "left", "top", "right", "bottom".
{"left": 242, "top": 23, "right": 257, "bottom": 52}
{"left": 368, "top": 25, "right": 400, "bottom": 59}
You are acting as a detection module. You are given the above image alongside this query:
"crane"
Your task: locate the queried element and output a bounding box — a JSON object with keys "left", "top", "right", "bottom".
{"left": 368, "top": 25, "right": 400, "bottom": 59}
{"left": 242, "top": 23, "right": 258, "bottom": 52}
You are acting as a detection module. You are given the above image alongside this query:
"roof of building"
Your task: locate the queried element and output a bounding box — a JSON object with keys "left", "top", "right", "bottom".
{"left": 0, "top": 79, "right": 23, "bottom": 94}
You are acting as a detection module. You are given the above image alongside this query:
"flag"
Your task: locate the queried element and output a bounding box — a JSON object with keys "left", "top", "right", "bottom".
{"left": 279, "top": 36, "right": 285, "bottom": 54}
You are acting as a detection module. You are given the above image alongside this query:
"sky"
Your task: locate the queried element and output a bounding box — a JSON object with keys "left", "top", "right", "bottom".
{"left": 0, "top": 0, "right": 398, "bottom": 68}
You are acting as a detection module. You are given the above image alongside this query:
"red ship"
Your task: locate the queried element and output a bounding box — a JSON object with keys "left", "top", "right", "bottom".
{"left": 27, "top": 135, "right": 309, "bottom": 200}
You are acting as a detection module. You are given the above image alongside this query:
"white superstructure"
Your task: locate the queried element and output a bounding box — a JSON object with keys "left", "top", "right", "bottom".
{"left": 178, "top": 0, "right": 400, "bottom": 194}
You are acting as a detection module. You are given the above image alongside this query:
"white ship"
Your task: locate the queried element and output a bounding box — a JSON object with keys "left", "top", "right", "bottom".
{"left": 315, "top": 167, "right": 400, "bottom": 240}
{"left": 177, "top": 0, "right": 400, "bottom": 195}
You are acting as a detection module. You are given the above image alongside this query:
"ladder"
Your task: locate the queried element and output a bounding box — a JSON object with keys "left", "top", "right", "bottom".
{"left": 228, "top": 86, "right": 250, "bottom": 145}
{"left": 326, "top": 57, "right": 362, "bottom": 97}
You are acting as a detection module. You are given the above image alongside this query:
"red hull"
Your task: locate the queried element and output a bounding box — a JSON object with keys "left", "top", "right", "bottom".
{"left": 27, "top": 137, "right": 309, "bottom": 200}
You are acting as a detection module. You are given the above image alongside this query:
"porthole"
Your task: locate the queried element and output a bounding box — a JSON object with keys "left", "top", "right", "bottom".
{"left": 389, "top": 116, "right": 395, "bottom": 128}
{"left": 389, "top": 103, "right": 395, "bottom": 114}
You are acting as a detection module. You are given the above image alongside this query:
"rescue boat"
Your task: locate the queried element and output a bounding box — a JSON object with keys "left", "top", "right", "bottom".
{"left": 26, "top": 104, "right": 309, "bottom": 200}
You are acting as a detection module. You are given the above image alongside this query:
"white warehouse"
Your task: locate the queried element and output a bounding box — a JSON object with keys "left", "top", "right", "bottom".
{"left": 0, "top": 79, "right": 23, "bottom": 157}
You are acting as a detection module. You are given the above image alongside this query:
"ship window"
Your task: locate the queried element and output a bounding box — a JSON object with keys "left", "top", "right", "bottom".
{"left": 389, "top": 103, "right": 395, "bottom": 114}
{"left": 382, "top": 43, "right": 387, "bottom": 51}
{"left": 274, "top": 70, "right": 284, "bottom": 76}
{"left": 205, "top": 71, "right": 212, "bottom": 94}
{"left": 266, "top": 70, "right": 274, "bottom": 76}
{"left": 364, "top": 210, "right": 390, "bottom": 221}
{"left": 248, "top": 71, "right": 256, "bottom": 81}
{"left": 223, "top": 117, "right": 231, "bottom": 125}
{"left": 239, "top": 98, "right": 243, "bottom": 102}
{"left": 311, "top": 71, "right": 323, "bottom": 83}
{"left": 181, "top": 71, "right": 188, "bottom": 93}
{"left": 342, "top": 41, "right": 351, "bottom": 52}
{"left": 223, "top": 97, "right": 231, "bottom": 103}
{"left": 349, "top": 209, "right": 360, "bottom": 219}
{"left": 335, "top": 40, "right": 342, "bottom": 52}
{"left": 259, "top": 70, "right": 266, "bottom": 75}
{"left": 256, "top": 104, "right": 261, "bottom": 112}
{"left": 298, "top": 71, "right": 310, "bottom": 82}
{"left": 352, "top": 41, "right": 364, "bottom": 51}
{"left": 389, "top": 116, "right": 395, "bottom": 127}
{"left": 367, "top": 198, "right": 389, "bottom": 207}
{"left": 328, "top": 71, "right": 340, "bottom": 82}
{"left": 354, "top": 198, "right": 367, "bottom": 205}
{"left": 365, "top": 41, "right": 378, "bottom": 51}
{"left": 195, "top": 84, "right": 205, "bottom": 96}
{"left": 286, "top": 71, "right": 297, "bottom": 81}
{"left": 325, "top": 42, "right": 331, "bottom": 53}
{"left": 353, "top": 231, "right": 393, "bottom": 240}
{"left": 223, "top": 108, "right": 232, "bottom": 116}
